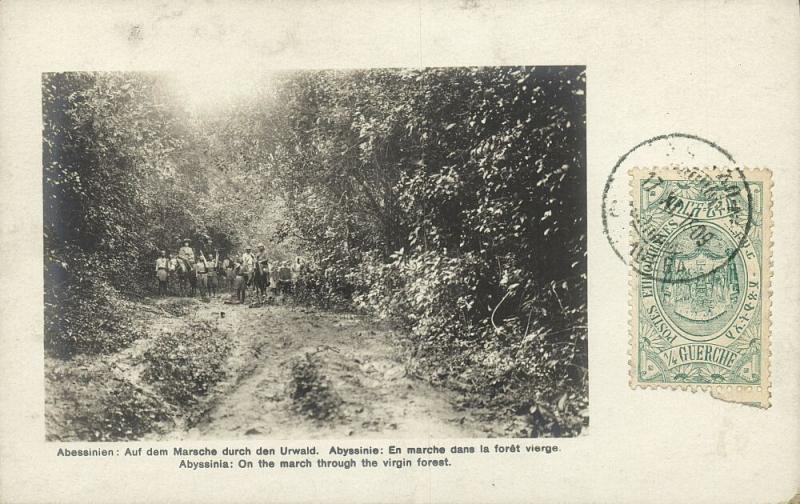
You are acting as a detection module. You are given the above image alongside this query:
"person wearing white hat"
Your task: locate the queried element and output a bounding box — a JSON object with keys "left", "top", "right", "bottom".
{"left": 201, "top": 237, "right": 219, "bottom": 297}
{"left": 178, "top": 239, "right": 195, "bottom": 265}
{"left": 155, "top": 250, "right": 169, "bottom": 297}
{"left": 241, "top": 245, "right": 256, "bottom": 286}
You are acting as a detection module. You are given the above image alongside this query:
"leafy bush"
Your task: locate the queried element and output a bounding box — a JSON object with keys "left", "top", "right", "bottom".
{"left": 349, "top": 251, "right": 409, "bottom": 320}
{"left": 98, "top": 379, "right": 173, "bottom": 441}
{"left": 141, "top": 322, "right": 233, "bottom": 406}
{"left": 44, "top": 274, "right": 146, "bottom": 357}
{"left": 403, "top": 286, "right": 588, "bottom": 437}
{"left": 46, "top": 363, "right": 172, "bottom": 441}
{"left": 293, "top": 259, "right": 354, "bottom": 310}
{"left": 287, "top": 353, "right": 342, "bottom": 420}
{"left": 350, "top": 248, "right": 588, "bottom": 436}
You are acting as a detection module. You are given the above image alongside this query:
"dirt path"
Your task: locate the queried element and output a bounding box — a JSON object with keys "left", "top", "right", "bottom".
{"left": 150, "top": 296, "right": 498, "bottom": 440}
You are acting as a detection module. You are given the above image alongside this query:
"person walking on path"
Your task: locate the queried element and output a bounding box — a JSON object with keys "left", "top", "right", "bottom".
{"left": 195, "top": 252, "right": 209, "bottom": 298}
{"left": 155, "top": 250, "right": 169, "bottom": 297}
{"left": 241, "top": 245, "right": 256, "bottom": 288}
{"left": 233, "top": 260, "right": 247, "bottom": 304}
{"left": 202, "top": 237, "right": 220, "bottom": 298}
{"left": 254, "top": 243, "right": 271, "bottom": 301}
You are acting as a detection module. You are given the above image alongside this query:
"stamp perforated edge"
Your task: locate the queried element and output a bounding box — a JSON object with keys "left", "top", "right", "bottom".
{"left": 627, "top": 167, "right": 773, "bottom": 408}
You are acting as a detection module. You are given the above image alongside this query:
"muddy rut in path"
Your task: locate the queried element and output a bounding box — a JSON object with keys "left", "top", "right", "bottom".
{"left": 156, "top": 298, "right": 498, "bottom": 440}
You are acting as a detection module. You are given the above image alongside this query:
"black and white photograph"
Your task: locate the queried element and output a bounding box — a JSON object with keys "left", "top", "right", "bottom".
{"left": 43, "top": 67, "right": 587, "bottom": 441}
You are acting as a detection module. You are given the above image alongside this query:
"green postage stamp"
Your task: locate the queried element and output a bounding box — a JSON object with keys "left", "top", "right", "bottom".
{"left": 629, "top": 167, "right": 772, "bottom": 407}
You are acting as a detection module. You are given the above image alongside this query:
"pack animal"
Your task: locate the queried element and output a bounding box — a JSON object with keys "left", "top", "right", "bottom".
{"left": 277, "top": 264, "right": 294, "bottom": 296}
{"left": 173, "top": 257, "right": 197, "bottom": 297}
{"left": 222, "top": 258, "right": 236, "bottom": 292}
{"left": 253, "top": 260, "right": 270, "bottom": 301}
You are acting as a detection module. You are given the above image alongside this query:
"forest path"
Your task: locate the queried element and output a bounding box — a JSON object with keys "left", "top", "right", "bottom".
{"left": 152, "top": 295, "right": 498, "bottom": 440}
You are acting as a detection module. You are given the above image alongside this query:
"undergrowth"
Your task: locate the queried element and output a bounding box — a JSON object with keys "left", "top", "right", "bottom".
{"left": 44, "top": 278, "right": 147, "bottom": 357}
{"left": 141, "top": 322, "right": 234, "bottom": 407}
{"left": 287, "top": 353, "right": 342, "bottom": 421}
{"left": 45, "top": 362, "right": 172, "bottom": 441}
{"left": 315, "top": 250, "right": 589, "bottom": 437}
{"left": 46, "top": 295, "right": 236, "bottom": 441}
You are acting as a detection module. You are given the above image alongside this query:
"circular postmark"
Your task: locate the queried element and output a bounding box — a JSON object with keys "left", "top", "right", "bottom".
{"left": 631, "top": 166, "right": 754, "bottom": 284}
{"left": 601, "top": 133, "right": 754, "bottom": 284}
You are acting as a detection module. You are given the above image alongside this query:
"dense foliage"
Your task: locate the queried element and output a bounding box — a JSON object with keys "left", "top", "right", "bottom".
{"left": 141, "top": 322, "right": 234, "bottom": 406}
{"left": 259, "top": 67, "right": 588, "bottom": 435}
{"left": 44, "top": 67, "right": 587, "bottom": 436}
{"left": 288, "top": 353, "right": 343, "bottom": 421}
{"left": 46, "top": 362, "right": 172, "bottom": 441}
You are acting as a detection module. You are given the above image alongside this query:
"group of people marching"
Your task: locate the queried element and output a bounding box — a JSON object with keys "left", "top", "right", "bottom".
{"left": 155, "top": 238, "right": 302, "bottom": 303}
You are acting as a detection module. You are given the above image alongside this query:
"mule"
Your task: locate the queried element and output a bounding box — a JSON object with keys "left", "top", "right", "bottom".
{"left": 277, "top": 265, "right": 294, "bottom": 296}
{"left": 168, "top": 258, "right": 179, "bottom": 295}
{"left": 269, "top": 267, "right": 280, "bottom": 299}
{"left": 253, "top": 261, "right": 270, "bottom": 301}
{"left": 174, "top": 257, "right": 197, "bottom": 297}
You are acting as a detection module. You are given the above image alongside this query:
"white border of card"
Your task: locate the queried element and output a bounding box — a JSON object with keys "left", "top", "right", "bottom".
{"left": 1, "top": 1, "right": 798, "bottom": 503}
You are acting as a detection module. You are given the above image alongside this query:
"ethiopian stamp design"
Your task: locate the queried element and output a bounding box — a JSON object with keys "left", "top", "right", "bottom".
{"left": 629, "top": 167, "right": 772, "bottom": 407}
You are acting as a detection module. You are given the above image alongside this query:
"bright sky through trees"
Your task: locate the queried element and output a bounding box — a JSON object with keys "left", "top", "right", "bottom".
{"left": 163, "top": 68, "right": 271, "bottom": 113}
